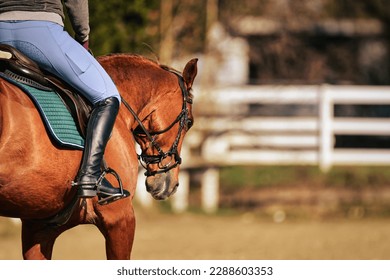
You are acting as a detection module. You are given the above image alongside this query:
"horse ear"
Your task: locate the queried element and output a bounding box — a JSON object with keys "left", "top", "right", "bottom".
{"left": 182, "top": 58, "right": 198, "bottom": 90}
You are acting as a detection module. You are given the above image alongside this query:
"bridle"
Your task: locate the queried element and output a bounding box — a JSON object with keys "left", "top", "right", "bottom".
{"left": 121, "top": 71, "right": 192, "bottom": 176}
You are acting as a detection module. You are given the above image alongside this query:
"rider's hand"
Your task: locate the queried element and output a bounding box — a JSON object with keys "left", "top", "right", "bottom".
{"left": 79, "top": 39, "right": 94, "bottom": 56}
{"left": 81, "top": 40, "right": 89, "bottom": 51}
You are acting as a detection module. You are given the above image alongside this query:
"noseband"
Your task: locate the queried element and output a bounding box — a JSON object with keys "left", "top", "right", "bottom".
{"left": 121, "top": 71, "right": 192, "bottom": 176}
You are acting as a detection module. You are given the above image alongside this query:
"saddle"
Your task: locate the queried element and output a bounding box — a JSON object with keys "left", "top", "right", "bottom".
{"left": 0, "top": 44, "right": 91, "bottom": 137}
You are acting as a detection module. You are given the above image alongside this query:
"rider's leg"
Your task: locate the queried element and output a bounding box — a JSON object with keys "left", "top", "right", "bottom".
{"left": 0, "top": 21, "right": 129, "bottom": 201}
{"left": 73, "top": 96, "right": 124, "bottom": 198}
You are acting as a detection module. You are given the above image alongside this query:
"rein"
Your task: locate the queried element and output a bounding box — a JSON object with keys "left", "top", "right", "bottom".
{"left": 121, "top": 72, "right": 192, "bottom": 176}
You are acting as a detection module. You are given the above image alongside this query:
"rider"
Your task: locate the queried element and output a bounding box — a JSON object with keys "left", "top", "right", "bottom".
{"left": 0, "top": 0, "right": 130, "bottom": 203}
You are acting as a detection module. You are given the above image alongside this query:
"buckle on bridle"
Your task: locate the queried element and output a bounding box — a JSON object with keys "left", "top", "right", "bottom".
{"left": 138, "top": 151, "right": 182, "bottom": 176}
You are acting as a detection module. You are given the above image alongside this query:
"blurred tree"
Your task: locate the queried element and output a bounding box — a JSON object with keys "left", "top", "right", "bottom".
{"left": 88, "top": 0, "right": 159, "bottom": 56}
{"left": 65, "top": 0, "right": 159, "bottom": 56}
{"left": 65, "top": 0, "right": 207, "bottom": 59}
{"left": 62, "top": 0, "right": 390, "bottom": 64}
{"left": 166, "top": 0, "right": 207, "bottom": 58}
{"left": 159, "top": 0, "right": 174, "bottom": 63}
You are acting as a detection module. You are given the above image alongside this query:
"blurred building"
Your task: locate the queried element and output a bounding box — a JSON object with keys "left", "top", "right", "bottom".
{"left": 197, "top": 6, "right": 390, "bottom": 150}
{"left": 205, "top": 16, "right": 389, "bottom": 86}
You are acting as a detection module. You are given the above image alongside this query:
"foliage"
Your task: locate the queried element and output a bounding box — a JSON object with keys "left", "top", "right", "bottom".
{"left": 88, "top": 0, "right": 159, "bottom": 56}
{"left": 65, "top": 0, "right": 207, "bottom": 57}
{"left": 64, "top": 0, "right": 159, "bottom": 56}
{"left": 62, "top": 0, "right": 390, "bottom": 58}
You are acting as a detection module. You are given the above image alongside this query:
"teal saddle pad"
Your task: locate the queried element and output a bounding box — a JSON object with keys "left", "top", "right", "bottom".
{"left": 2, "top": 75, "right": 85, "bottom": 149}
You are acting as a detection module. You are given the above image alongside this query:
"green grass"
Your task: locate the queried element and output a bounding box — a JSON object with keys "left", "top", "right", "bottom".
{"left": 216, "top": 165, "right": 390, "bottom": 219}
{"left": 220, "top": 165, "right": 390, "bottom": 190}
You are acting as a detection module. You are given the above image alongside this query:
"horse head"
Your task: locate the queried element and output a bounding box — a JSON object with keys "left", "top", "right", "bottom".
{"left": 132, "top": 58, "right": 198, "bottom": 200}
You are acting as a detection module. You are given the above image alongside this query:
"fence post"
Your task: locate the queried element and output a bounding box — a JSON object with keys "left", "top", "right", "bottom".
{"left": 135, "top": 170, "right": 154, "bottom": 208}
{"left": 319, "top": 84, "right": 333, "bottom": 172}
{"left": 171, "top": 170, "right": 190, "bottom": 213}
{"left": 201, "top": 167, "right": 219, "bottom": 213}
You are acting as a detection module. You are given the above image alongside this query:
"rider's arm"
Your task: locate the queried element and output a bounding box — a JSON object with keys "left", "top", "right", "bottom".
{"left": 63, "top": 0, "right": 90, "bottom": 44}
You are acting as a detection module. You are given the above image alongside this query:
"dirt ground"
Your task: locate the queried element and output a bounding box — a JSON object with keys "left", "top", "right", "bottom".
{"left": 1, "top": 210, "right": 390, "bottom": 260}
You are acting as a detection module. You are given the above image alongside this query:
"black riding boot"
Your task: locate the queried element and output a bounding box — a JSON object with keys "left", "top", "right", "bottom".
{"left": 73, "top": 97, "right": 129, "bottom": 203}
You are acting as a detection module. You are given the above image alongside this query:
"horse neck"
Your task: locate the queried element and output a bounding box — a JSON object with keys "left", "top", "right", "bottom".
{"left": 99, "top": 55, "right": 169, "bottom": 116}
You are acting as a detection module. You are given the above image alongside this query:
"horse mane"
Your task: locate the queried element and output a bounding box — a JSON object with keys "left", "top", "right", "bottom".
{"left": 98, "top": 53, "right": 184, "bottom": 78}
{"left": 159, "top": 64, "right": 183, "bottom": 77}
{"left": 97, "top": 53, "right": 192, "bottom": 100}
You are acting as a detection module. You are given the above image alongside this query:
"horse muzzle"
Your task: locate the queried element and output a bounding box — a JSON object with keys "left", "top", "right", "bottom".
{"left": 145, "top": 171, "right": 179, "bottom": 200}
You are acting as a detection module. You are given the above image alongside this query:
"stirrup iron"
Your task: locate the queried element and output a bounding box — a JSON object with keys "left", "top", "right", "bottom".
{"left": 96, "top": 168, "right": 129, "bottom": 205}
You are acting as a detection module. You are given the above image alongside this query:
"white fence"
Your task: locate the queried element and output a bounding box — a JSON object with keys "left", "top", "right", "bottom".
{"left": 136, "top": 85, "right": 390, "bottom": 213}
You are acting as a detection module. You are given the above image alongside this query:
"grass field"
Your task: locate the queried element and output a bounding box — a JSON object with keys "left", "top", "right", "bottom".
{"left": 1, "top": 210, "right": 389, "bottom": 260}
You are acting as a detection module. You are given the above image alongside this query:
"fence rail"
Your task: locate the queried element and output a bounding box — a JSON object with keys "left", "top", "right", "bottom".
{"left": 136, "top": 85, "right": 390, "bottom": 213}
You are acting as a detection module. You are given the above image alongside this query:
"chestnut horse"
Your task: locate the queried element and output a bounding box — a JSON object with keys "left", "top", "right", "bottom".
{"left": 0, "top": 54, "right": 198, "bottom": 259}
